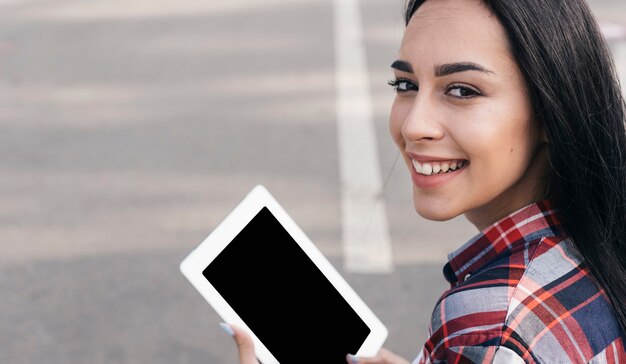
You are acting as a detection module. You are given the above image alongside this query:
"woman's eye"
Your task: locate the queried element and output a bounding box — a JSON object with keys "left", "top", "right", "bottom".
{"left": 447, "top": 85, "right": 480, "bottom": 98}
{"left": 388, "top": 78, "right": 418, "bottom": 93}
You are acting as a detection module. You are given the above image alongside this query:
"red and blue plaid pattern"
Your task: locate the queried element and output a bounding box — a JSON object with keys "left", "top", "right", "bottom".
{"left": 414, "top": 200, "right": 626, "bottom": 363}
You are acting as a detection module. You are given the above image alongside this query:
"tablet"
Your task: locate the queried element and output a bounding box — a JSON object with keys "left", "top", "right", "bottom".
{"left": 179, "top": 185, "right": 388, "bottom": 364}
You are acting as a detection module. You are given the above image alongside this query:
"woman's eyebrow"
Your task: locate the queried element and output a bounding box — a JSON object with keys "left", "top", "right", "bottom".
{"left": 391, "top": 60, "right": 414, "bottom": 73}
{"left": 434, "top": 62, "right": 494, "bottom": 77}
{"left": 391, "top": 60, "right": 495, "bottom": 77}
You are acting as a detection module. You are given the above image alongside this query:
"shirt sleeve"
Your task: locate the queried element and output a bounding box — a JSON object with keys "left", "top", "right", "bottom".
{"left": 413, "top": 345, "right": 526, "bottom": 364}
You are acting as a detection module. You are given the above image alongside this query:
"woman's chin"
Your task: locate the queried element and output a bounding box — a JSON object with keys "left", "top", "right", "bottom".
{"left": 413, "top": 196, "right": 461, "bottom": 222}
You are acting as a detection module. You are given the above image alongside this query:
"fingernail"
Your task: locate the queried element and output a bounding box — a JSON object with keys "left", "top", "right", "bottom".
{"left": 219, "top": 322, "right": 234, "bottom": 337}
{"left": 346, "top": 354, "right": 359, "bottom": 364}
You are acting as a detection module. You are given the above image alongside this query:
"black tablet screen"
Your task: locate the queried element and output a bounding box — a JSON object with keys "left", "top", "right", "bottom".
{"left": 203, "top": 206, "right": 371, "bottom": 363}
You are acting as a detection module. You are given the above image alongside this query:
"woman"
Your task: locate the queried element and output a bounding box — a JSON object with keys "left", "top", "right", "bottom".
{"left": 222, "top": 0, "right": 626, "bottom": 362}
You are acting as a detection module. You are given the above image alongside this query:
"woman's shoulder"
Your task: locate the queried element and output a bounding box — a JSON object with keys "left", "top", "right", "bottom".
{"left": 500, "top": 235, "right": 626, "bottom": 362}
{"left": 432, "top": 234, "right": 573, "bottom": 324}
{"left": 425, "top": 236, "right": 625, "bottom": 362}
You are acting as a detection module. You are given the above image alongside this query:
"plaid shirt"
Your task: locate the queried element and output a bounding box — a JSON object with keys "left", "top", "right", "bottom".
{"left": 413, "top": 199, "right": 626, "bottom": 363}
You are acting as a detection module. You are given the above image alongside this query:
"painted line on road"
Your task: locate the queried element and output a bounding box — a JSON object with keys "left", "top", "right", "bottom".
{"left": 600, "top": 22, "right": 626, "bottom": 41}
{"left": 333, "top": 0, "right": 393, "bottom": 273}
{"left": 601, "top": 22, "right": 626, "bottom": 96}
{"left": 615, "top": 41, "right": 626, "bottom": 96}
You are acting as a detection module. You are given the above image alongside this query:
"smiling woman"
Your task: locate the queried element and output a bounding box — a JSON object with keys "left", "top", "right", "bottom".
{"left": 383, "top": 0, "right": 626, "bottom": 362}
{"left": 388, "top": 0, "right": 549, "bottom": 230}
{"left": 220, "top": 0, "right": 626, "bottom": 363}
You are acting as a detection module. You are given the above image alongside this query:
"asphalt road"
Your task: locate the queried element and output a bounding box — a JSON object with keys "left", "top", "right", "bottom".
{"left": 1, "top": 0, "right": 625, "bottom": 363}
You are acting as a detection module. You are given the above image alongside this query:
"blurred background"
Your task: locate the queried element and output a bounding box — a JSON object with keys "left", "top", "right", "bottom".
{"left": 1, "top": 0, "right": 624, "bottom": 362}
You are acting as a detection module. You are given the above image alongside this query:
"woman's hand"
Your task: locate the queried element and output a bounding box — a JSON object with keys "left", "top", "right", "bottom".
{"left": 222, "top": 323, "right": 410, "bottom": 364}
{"left": 346, "top": 348, "right": 410, "bottom": 364}
{"left": 220, "top": 323, "right": 260, "bottom": 364}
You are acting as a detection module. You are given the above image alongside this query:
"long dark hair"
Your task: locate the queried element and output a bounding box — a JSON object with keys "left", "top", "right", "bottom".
{"left": 404, "top": 0, "right": 626, "bottom": 333}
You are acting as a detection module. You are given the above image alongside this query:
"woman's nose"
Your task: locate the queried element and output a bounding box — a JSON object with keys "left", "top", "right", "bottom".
{"left": 400, "top": 96, "right": 445, "bottom": 142}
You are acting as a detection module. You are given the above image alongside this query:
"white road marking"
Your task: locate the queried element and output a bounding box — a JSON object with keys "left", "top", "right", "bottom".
{"left": 615, "top": 41, "right": 626, "bottom": 96}
{"left": 600, "top": 22, "right": 626, "bottom": 41}
{"left": 610, "top": 39, "right": 626, "bottom": 96}
{"left": 333, "top": 0, "right": 393, "bottom": 273}
{"left": 601, "top": 22, "right": 626, "bottom": 95}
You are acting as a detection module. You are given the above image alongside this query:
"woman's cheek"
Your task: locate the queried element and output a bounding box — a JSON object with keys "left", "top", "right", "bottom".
{"left": 389, "top": 101, "right": 408, "bottom": 147}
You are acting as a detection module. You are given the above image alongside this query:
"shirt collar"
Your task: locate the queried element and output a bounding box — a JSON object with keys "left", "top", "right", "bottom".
{"left": 443, "top": 199, "right": 565, "bottom": 284}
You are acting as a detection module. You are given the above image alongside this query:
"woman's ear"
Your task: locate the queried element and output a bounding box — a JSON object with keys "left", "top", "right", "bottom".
{"left": 538, "top": 122, "right": 549, "bottom": 144}
{"left": 541, "top": 129, "right": 549, "bottom": 143}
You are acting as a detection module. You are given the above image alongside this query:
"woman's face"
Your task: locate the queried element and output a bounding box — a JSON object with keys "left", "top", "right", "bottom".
{"left": 389, "top": 0, "right": 549, "bottom": 230}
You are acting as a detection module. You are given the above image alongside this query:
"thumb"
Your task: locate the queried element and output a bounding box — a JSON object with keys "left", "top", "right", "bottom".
{"left": 346, "top": 348, "right": 410, "bottom": 364}
{"left": 221, "top": 323, "right": 260, "bottom": 364}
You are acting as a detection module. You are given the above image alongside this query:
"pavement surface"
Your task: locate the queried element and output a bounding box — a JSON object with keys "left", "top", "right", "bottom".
{"left": 1, "top": 0, "right": 625, "bottom": 363}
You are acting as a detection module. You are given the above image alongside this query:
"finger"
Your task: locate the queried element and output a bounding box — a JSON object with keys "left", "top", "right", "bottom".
{"left": 346, "top": 348, "right": 410, "bottom": 364}
{"left": 220, "top": 323, "right": 260, "bottom": 364}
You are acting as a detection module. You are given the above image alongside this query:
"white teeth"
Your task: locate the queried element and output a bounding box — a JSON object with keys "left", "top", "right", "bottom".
{"left": 412, "top": 159, "right": 423, "bottom": 173}
{"left": 412, "top": 159, "right": 467, "bottom": 176}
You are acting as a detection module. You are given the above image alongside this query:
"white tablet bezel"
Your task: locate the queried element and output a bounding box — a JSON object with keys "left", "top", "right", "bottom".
{"left": 179, "top": 184, "right": 388, "bottom": 364}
